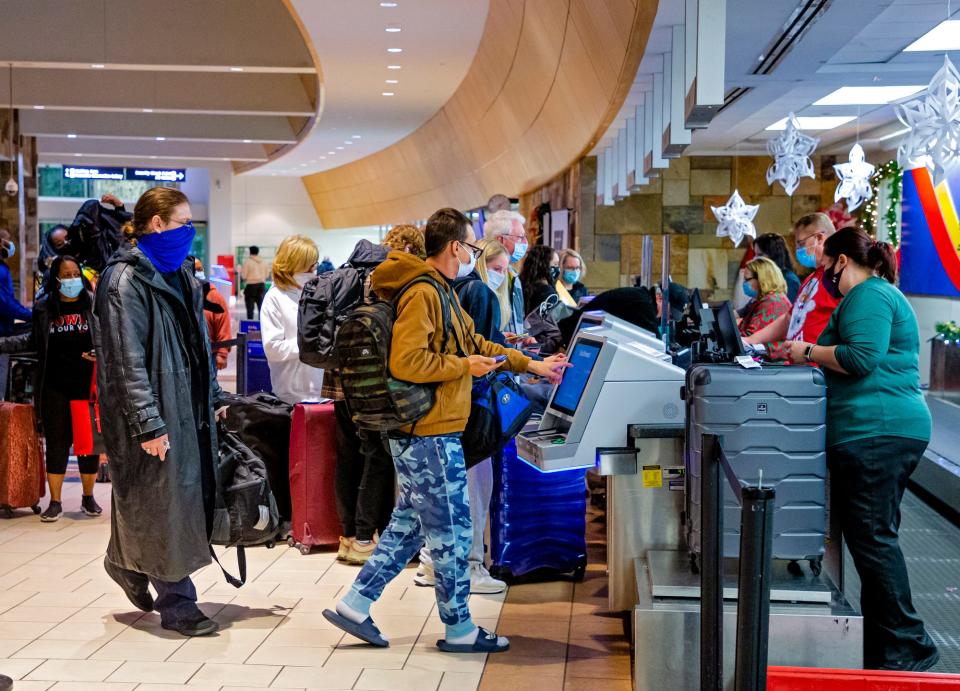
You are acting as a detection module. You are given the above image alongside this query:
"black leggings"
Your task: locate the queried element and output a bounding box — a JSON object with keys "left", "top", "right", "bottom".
{"left": 41, "top": 388, "right": 99, "bottom": 475}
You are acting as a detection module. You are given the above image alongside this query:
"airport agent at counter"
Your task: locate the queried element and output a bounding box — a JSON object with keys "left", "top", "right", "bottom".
{"left": 785, "top": 227, "right": 939, "bottom": 672}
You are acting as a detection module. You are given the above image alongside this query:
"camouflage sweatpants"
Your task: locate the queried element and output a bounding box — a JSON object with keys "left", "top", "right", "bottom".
{"left": 341, "top": 434, "right": 475, "bottom": 638}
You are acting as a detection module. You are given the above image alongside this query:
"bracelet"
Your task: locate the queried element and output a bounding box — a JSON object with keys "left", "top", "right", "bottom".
{"left": 804, "top": 344, "right": 815, "bottom": 362}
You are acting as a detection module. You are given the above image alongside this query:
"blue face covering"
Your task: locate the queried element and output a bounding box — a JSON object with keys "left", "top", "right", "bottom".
{"left": 796, "top": 245, "right": 817, "bottom": 269}
{"left": 510, "top": 241, "right": 528, "bottom": 263}
{"left": 742, "top": 279, "right": 758, "bottom": 299}
{"left": 138, "top": 222, "right": 196, "bottom": 273}
{"left": 487, "top": 269, "right": 506, "bottom": 291}
{"left": 562, "top": 269, "right": 581, "bottom": 285}
{"left": 59, "top": 277, "right": 83, "bottom": 299}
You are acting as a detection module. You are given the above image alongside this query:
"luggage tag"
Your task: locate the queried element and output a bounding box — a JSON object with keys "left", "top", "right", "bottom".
{"left": 735, "top": 355, "right": 761, "bottom": 369}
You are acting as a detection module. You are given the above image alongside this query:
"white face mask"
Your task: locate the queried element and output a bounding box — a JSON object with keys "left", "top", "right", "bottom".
{"left": 194, "top": 271, "right": 206, "bottom": 281}
{"left": 456, "top": 242, "right": 476, "bottom": 280}
{"left": 487, "top": 269, "right": 506, "bottom": 291}
{"left": 0, "top": 240, "right": 14, "bottom": 259}
{"left": 294, "top": 272, "right": 315, "bottom": 288}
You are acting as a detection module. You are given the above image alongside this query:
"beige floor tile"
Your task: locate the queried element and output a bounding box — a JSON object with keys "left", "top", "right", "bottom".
{"left": 263, "top": 626, "right": 344, "bottom": 647}
{"left": 46, "top": 683, "right": 136, "bottom": 691}
{"left": 204, "top": 580, "right": 280, "bottom": 597}
{"left": 3, "top": 681, "right": 54, "bottom": 691}
{"left": 188, "top": 662, "right": 283, "bottom": 686}
{"left": 482, "top": 654, "right": 566, "bottom": 678}
{"left": 275, "top": 584, "right": 343, "bottom": 601}
{"left": 275, "top": 611, "right": 342, "bottom": 631}
{"left": 245, "top": 644, "right": 335, "bottom": 666}
{"left": 0, "top": 621, "right": 56, "bottom": 640}
{"left": 322, "top": 648, "right": 409, "bottom": 670}
{"left": 6, "top": 578, "right": 92, "bottom": 594}
{"left": 0, "top": 606, "right": 81, "bottom": 623}
{"left": 404, "top": 648, "right": 487, "bottom": 674}
{"left": 370, "top": 598, "right": 435, "bottom": 617}
{"left": 438, "top": 671, "right": 482, "bottom": 691}
{"left": 13, "top": 637, "right": 116, "bottom": 660}
{"left": 270, "top": 664, "right": 360, "bottom": 689}
{"left": 20, "top": 591, "right": 101, "bottom": 609}
{"left": 355, "top": 668, "right": 443, "bottom": 691}
{"left": 167, "top": 631, "right": 271, "bottom": 664}
{"left": 214, "top": 602, "right": 291, "bottom": 630}
{"left": 0, "top": 638, "right": 31, "bottom": 657}
{"left": 255, "top": 569, "right": 322, "bottom": 584}
{"left": 90, "top": 639, "right": 185, "bottom": 661}
{"left": 41, "top": 618, "right": 129, "bottom": 641}
{"left": 61, "top": 607, "right": 142, "bottom": 626}
{"left": 105, "top": 659, "right": 201, "bottom": 684}
{"left": 25, "top": 658, "right": 122, "bottom": 682}
{"left": 0, "top": 657, "right": 45, "bottom": 679}
{"left": 0, "top": 590, "right": 33, "bottom": 608}
{"left": 136, "top": 686, "right": 221, "bottom": 691}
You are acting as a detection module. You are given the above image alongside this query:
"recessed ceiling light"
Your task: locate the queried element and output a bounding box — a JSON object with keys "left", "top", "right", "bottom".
{"left": 352, "top": 135, "right": 361, "bottom": 139}
{"left": 243, "top": 139, "right": 252, "bottom": 143}
{"left": 385, "top": 79, "right": 399, "bottom": 84}
{"left": 33, "top": 105, "right": 45, "bottom": 110}
{"left": 142, "top": 108, "right": 154, "bottom": 113}
{"left": 67, "top": 133, "right": 77, "bottom": 139}
{"left": 328, "top": 151, "right": 336, "bottom": 154}
{"left": 385, "top": 24, "right": 401, "bottom": 32}
{"left": 387, "top": 48, "right": 402, "bottom": 53}
{"left": 336, "top": 146, "right": 344, "bottom": 149}
{"left": 222, "top": 158, "right": 230, "bottom": 161}
{"left": 765, "top": 116, "right": 856, "bottom": 131}
{"left": 156, "top": 136, "right": 166, "bottom": 141}
{"left": 380, "top": 1, "right": 398, "bottom": 6}
{"left": 814, "top": 86, "right": 924, "bottom": 106}
{"left": 382, "top": 91, "right": 395, "bottom": 96}
{"left": 150, "top": 155, "right": 157, "bottom": 159}
{"left": 74, "top": 153, "right": 82, "bottom": 157}
{"left": 300, "top": 163, "right": 307, "bottom": 166}
{"left": 387, "top": 65, "right": 402, "bottom": 70}
{"left": 904, "top": 20, "right": 960, "bottom": 52}
{"left": 344, "top": 140, "right": 353, "bottom": 144}
{"left": 320, "top": 156, "right": 327, "bottom": 159}
{"left": 90, "top": 63, "right": 105, "bottom": 69}
{"left": 229, "top": 66, "right": 244, "bottom": 72}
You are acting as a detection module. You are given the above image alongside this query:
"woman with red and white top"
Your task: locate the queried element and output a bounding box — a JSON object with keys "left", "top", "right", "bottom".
{"left": 738, "top": 256, "right": 792, "bottom": 360}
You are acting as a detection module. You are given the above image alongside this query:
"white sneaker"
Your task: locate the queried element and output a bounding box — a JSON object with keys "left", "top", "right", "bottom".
{"left": 470, "top": 564, "right": 506, "bottom": 594}
{"left": 414, "top": 559, "right": 436, "bottom": 587}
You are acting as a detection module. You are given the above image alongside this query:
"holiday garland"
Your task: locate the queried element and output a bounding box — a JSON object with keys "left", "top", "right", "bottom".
{"left": 860, "top": 160, "right": 903, "bottom": 248}
{"left": 936, "top": 321, "right": 960, "bottom": 341}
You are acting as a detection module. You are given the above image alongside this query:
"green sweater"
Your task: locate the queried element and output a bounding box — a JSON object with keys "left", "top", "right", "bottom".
{"left": 817, "top": 277, "right": 931, "bottom": 448}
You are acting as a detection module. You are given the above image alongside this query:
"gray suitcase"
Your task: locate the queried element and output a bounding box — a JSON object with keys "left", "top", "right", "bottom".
{"left": 683, "top": 363, "right": 826, "bottom": 565}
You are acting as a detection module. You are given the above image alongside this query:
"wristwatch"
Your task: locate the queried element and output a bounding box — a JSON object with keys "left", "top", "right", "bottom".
{"left": 803, "top": 344, "right": 815, "bottom": 363}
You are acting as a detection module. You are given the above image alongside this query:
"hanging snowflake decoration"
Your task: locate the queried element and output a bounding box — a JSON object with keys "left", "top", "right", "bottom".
{"left": 712, "top": 189, "right": 759, "bottom": 247}
{"left": 833, "top": 143, "right": 875, "bottom": 212}
{"left": 766, "top": 113, "right": 819, "bottom": 196}
{"left": 896, "top": 55, "right": 960, "bottom": 185}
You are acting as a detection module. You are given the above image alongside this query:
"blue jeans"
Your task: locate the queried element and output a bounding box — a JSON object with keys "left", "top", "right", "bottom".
{"left": 342, "top": 434, "right": 475, "bottom": 640}
{"left": 151, "top": 576, "right": 199, "bottom": 627}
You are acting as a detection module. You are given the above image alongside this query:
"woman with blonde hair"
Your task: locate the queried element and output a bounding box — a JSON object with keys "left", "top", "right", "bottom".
{"left": 260, "top": 234, "right": 323, "bottom": 404}
{"left": 557, "top": 248, "right": 588, "bottom": 305}
{"left": 738, "top": 255, "right": 792, "bottom": 360}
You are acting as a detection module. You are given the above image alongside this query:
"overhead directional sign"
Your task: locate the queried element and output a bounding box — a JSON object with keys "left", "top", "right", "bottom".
{"left": 61, "top": 166, "right": 187, "bottom": 183}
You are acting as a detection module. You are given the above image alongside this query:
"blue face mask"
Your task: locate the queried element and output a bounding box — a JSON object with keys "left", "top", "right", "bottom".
{"left": 562, "top": 269, "right": 580, "bottom": 285}
{"left": 59, "top": 277, "right": 83, "bottom": 299}
{"left": 487, "top": 269, "right": 506, "bottom": 291}
{"left": 742, "top": 279, "right": 758, "bottom": 299}
{"left": 510, "top": 241, "right": 527, "bottom": 263}
{"left": 796, "top": 244, "right": 817, "bottom": 269}
{"left": 138, "top": 222, "right": 196, "bottom": 273}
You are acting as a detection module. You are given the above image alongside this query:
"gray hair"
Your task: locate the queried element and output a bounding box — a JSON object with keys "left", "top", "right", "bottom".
{"left": 487, "top": 194, "right": 512, "bottom": 214}
{"left": 484, "top": 209, "right": 525, "bottom": 239}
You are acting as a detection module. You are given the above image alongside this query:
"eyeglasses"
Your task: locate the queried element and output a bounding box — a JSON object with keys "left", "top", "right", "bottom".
{"left": 460, "top": 241, "right": 483, "bottom": 259}
{"left": 744, "top": 273, "right": 757, "bottom": 282}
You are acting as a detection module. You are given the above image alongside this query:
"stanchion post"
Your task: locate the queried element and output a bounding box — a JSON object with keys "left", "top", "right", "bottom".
{"left": 700, "top": 433, "right": 723, "bottom": 690}
{"left": 236, "top": 331, "right": 248, "bottom": 395}
{"left": 734, "top": 486, "right": 776, "bottom": 691}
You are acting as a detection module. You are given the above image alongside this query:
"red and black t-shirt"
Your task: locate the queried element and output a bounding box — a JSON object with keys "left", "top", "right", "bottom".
{"left": 47, "top": 301, "right": 94, "bottom": 395}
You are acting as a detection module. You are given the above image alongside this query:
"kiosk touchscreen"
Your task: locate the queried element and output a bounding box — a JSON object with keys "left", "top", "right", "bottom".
{"left": 550, "top": 339, "right": 603, "bottom": 420}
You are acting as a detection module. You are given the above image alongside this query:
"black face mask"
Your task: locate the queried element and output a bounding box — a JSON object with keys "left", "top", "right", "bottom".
{"left": 549, "top": 266, "right": 560, "bottom": 282}
{"left": 822, "top": 261, "right": 845, "bottom": 299}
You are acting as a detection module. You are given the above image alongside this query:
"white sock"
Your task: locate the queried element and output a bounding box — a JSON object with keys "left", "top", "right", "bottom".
{"left": 446, "top": 626, "right": 480, "bottom": 645}
{"left": 336, "top": 601, "right": 367, "bottom": 625}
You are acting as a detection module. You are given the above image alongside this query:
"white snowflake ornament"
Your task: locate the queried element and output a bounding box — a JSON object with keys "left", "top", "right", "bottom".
{"left": 834, "top": 143, "right": 875, "bottom": 212}
{"left": 766, "top": 113, "right": 819, "bottom": 196}
{"left": 712, "top": 190, "right": 759, "bottom": 247}
{"left": 896, "top": 55, "right": 960, "bottom": 185}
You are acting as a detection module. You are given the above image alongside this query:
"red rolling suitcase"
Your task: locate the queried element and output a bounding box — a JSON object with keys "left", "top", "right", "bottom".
{"left": 288, "top": 402, "right": 342, "bottom": 554}
{"left": 0, "top": 402, "right": 46, "bottom": 518}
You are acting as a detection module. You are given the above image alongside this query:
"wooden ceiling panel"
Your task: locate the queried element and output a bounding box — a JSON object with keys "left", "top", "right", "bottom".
{"left": 304, "top": 0, "right": 655, "bottom": 228}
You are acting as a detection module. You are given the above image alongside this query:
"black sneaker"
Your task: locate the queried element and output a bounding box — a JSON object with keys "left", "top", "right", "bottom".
{"left": 81, "top": 495, "right": 103, "bottom": 516}
{"left": 40, "top": 501, "right": 62, "bottom": 522}
{"left": 103, "top": 557, "right": 154, "bottom": 612}
{"left": 161, "top": 611, "right": 220, "bottom": 637}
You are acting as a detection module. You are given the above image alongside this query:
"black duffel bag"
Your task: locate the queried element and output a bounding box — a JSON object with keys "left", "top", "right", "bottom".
{"left": 221, "top": 392, "right": 293, "bottom": 521}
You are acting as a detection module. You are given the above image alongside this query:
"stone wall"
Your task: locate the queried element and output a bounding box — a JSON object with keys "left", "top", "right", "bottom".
{"left": 578, "top": 154, "right": 837, "bottom": 299}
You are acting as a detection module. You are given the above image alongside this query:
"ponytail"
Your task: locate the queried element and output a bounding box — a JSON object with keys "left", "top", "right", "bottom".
{"left": 867, "top": 241, "right": 898, "bottom": 284}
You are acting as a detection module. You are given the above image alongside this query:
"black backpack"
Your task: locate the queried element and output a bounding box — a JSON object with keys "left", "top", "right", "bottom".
{"left": 210, "top": 425, "right": 281, "bottom": 587}
{"left": 67, "top": 199, "right": 132, "bottom": 272}
{"left": 298, "top": 239, "right": 389, "bottom": 370}
{"left": 337, "top": 275, "right": 452, "bottom": 432}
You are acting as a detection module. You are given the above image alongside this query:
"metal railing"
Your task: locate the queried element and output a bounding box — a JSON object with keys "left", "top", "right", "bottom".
{"left": 701, "top": 433, "right": 776, "bottom": 691}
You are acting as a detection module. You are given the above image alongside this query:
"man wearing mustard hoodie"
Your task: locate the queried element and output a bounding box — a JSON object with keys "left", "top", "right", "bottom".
{"left": 323, "top": 208, "right": 568, "bottom": 654}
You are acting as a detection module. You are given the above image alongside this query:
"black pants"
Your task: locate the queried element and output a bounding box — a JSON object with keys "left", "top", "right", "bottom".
{"left": 41, "top": 388, "right": 99, "bottom": 476}
{"left": 333, "top": 400, "right": 395, "bottom": 541}
{"left": 243, "top": 283, "right": 266, "bottom": 320}
{"left": 829, "top": 435, "right": 938, "bottom": 669}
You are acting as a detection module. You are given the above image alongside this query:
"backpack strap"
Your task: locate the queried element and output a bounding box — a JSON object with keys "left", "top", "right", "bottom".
{"left": 394, "top": 275, "right": 454, "bottom": 356}
{"left": 208, "top": 544, "right": 246, "bottom": 588}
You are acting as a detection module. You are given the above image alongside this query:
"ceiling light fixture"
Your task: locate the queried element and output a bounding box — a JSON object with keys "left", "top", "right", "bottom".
{"left": 382, "top": 91, "right": 395, "bottom": 96}
{"left": 352, "top": 135, "right": 361, "bottom": 139}
{"left": 385, "top": 24, "right": 401, "bottom": 32}
{"left": 380, "top": 1, "right": 398, "bottom": 6}
{"left": 74, "top": 153, "right": 82, "bottom": 157}
{"left": 387, "top": 65, "right": 402, "bottom": 70}
{"left": 336, "top": 146, "right": 344, "bottom": 149}
{"left": 814, "top": 86, "right": 924, "bottom": 106}
{"left": 243, "top": 139, "right": 252, "bottom": 143}
{"left": 903, "top": 20, "right": 960, "bottom": 52}
{"left": 387, "top": 48, "right": 402, "bottom": 53}
{"left": 33, "top": 105, "right": 44, "bottom": 110}
{"left": 229, "top": 66, "right": 244, "bottom": 72}
{"left": 155, "top": 136, "right": 166, "bottom": 141}
{"left": 386, "top": 79, "right": 398, "bottom": 84}
{"left": 142, "top": 108, "right": 154, "bottom": 113}
{"left": 344, "top": 140, "right": 353, "bottom": 144}
{"left": 67, "top": 133, "right": 77, "bottom": 139}
{"left": 766, "top": 116, "right": 855, "bottom": 131}
{"left": 320, "top": 155, "right": 327, "bottom": 159}
{"left": 90, "top": 63, "right": 105, "bottom": 69}
{"left": 150, "top": 155, "right": 157, "bottom": 159}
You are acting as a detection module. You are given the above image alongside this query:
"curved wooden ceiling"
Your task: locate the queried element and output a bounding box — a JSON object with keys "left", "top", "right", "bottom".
{"left": 304, "top": 0, "right": 657, "bottom": 228}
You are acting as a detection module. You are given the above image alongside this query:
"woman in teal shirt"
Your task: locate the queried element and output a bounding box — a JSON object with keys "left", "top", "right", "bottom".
{"left": 786, "top": 227, "right": 938, "bottom": 672}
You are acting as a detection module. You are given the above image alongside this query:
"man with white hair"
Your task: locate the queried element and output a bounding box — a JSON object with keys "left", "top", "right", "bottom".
{"left": 483, "top": 209, "right": 528, "bottom": 336}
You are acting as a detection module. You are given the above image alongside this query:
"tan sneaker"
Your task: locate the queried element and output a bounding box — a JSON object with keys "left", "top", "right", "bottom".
{"left": 337, "top": 536, "right": 351, "bottom": 562}
{"left": 346, "top": 534, "right": 379, "bottom": 565}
